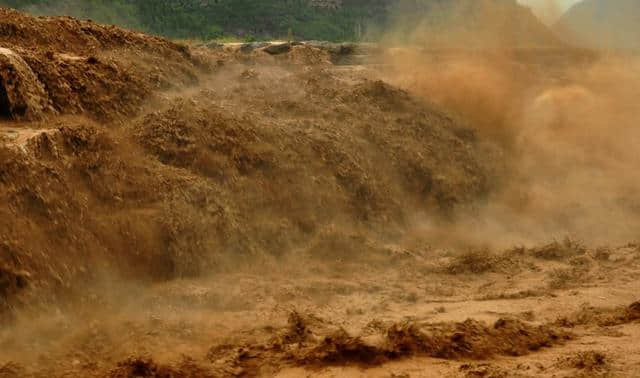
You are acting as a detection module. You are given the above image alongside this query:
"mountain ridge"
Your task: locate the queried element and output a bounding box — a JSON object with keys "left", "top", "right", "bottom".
{"left": 555, "top": 0, "right": 640, "bottom": 49}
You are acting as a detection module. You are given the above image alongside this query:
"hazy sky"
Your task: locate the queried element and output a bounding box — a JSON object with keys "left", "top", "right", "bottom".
{"left": 517, "top": 0, "right": 583, "bottom": 23}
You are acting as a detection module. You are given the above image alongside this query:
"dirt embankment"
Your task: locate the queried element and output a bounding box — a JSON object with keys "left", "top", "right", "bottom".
{"left": 2, "top": 7, "right": 639, "bottom": 378}
{"left": 0, "top": 9, "right": 494, "bottom": 320}
{"left": 0, "top": 7, "right": 209, "bottom": 121}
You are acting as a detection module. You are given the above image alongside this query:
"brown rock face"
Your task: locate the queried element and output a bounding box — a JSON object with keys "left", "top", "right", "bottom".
{"left": 0, "top": 47, "right": 49, "bottom": 121}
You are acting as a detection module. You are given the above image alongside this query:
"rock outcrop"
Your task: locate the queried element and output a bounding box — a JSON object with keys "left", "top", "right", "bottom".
{"left": 0, "top": 47, "right": 49, "bottom": 121}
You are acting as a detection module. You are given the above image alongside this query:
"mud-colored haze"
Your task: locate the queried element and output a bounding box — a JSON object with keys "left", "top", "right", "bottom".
{"left": 518, "top": 0, "right": 582, "bottom": 23}
{"left": 382, "top": 0, "right": 640, "bottom": 247}
{"left": 1, "top": 3, "right": 640, "bottom": 378}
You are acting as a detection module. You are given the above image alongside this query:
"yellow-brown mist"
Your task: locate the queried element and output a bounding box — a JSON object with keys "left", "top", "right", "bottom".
{"left": 381, "top": 0, "right": 640, "bottom": 247}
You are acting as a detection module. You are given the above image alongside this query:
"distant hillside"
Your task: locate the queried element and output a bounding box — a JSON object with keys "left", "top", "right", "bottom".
{"left": 0, "top": 0, "right": 384, "bottom": 41}
{"left": 0, "top": 0, "right": 559, "bottom": 45}
{"left": 555, "top": 0, "right": 640, "bottom": 49}
{"left": 388, "top": 0, "right": 561, "bottom": 47}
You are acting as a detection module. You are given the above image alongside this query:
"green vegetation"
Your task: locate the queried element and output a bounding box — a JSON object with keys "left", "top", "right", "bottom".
{"left": 0, "top": 0, "right": 397, "bottom": 41}
{"left": 0, "top": 0, "right": 141, "bottom": 29}
{"left": 1, "top": 0, "right": 553, "bottom": 45}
